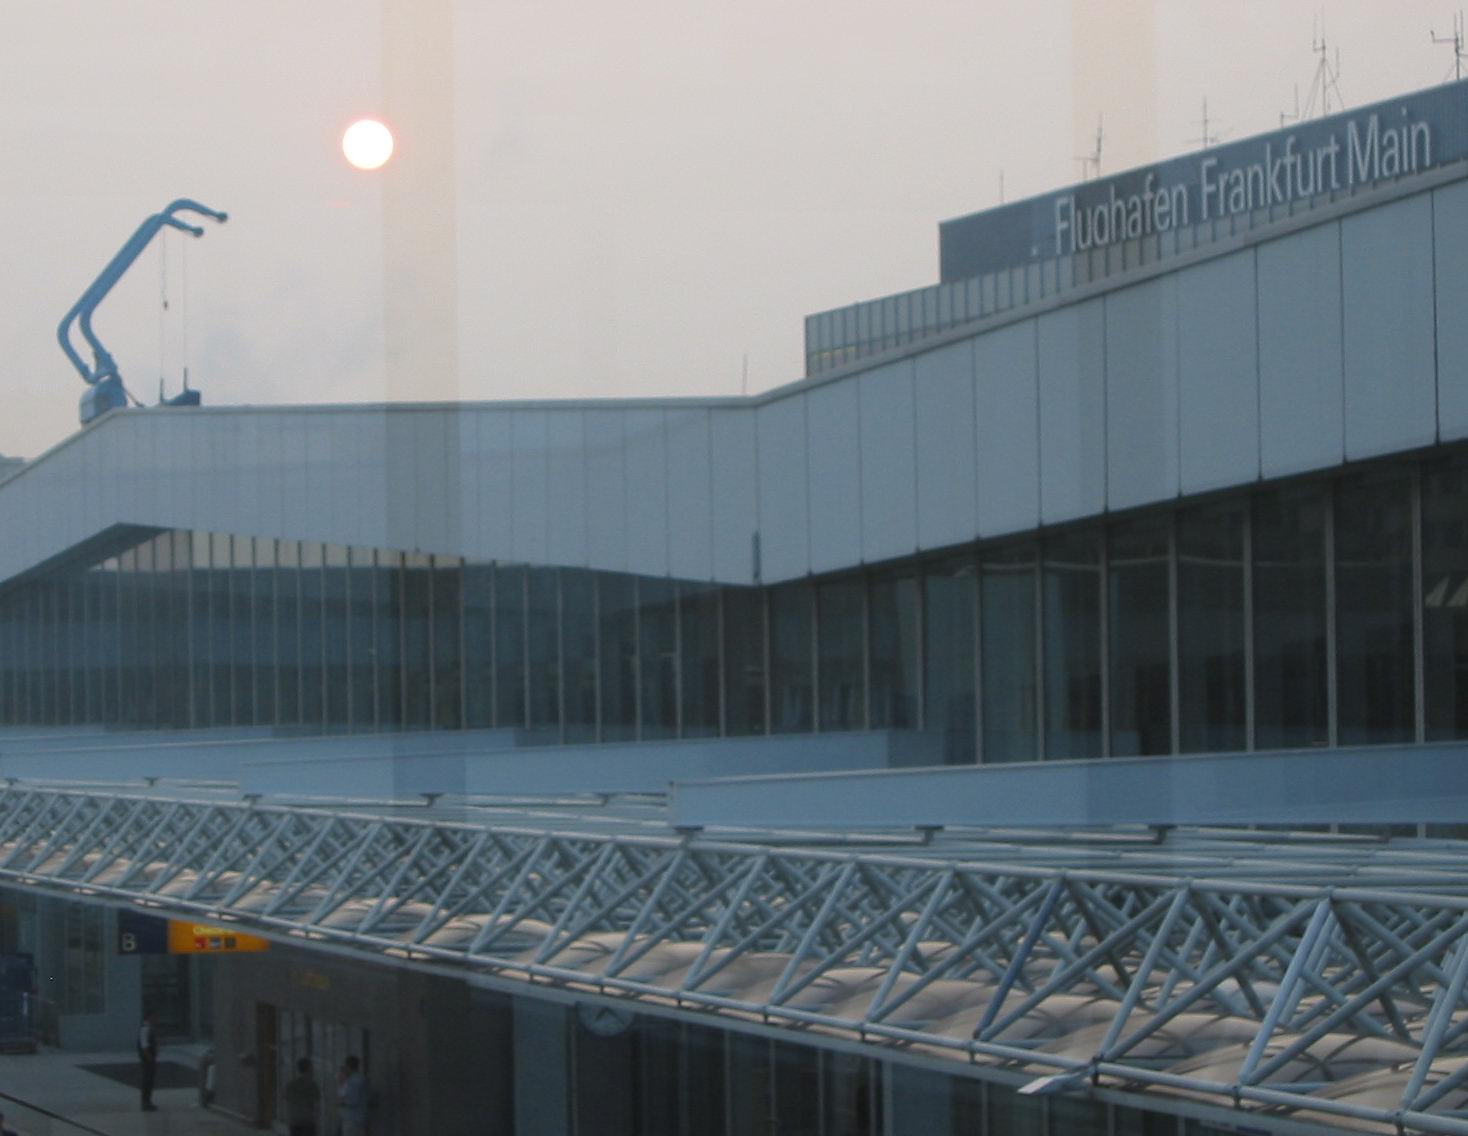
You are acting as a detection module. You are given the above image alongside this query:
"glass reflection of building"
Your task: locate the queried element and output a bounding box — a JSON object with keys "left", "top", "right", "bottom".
{"left": 6, "top": 451, "right": 1468, "bottom": 765}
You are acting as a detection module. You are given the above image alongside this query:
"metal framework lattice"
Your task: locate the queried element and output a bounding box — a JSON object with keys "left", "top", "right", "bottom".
{"left": 3, "top": 786, "right": 1468, "bottom": 1133}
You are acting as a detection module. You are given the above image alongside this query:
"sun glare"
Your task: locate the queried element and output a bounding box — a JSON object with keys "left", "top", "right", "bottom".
{"left": 342, "top": 119, "right": 394, "bottom": 170}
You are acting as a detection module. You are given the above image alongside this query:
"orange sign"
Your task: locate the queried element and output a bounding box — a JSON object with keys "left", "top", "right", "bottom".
{"left": 166, "top": 921, "right": 270, "bottom": 955}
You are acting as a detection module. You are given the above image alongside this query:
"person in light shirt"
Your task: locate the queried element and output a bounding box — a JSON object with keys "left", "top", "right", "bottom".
{"left": 336, "top": 1055, "right": 367, "bottom": 1136}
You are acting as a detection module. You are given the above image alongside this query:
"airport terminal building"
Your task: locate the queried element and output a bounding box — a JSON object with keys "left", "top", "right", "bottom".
{"left": 0, "top": 82, "right": 1467, "bottom": 1134}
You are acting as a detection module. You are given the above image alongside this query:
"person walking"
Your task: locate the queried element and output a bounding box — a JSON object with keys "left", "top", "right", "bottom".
{"left": 336, "top": 1055, "right": 367, "bottom": 1136}
{"left": 137, "top": 1010, "right": 159, "bottom": 1112}
{"left": 284, "top": 1056, "right": 322, "bottom": 1136}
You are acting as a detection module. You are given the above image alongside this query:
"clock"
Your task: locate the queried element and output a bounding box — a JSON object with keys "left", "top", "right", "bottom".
{"left": 576, "top": 1001, "right": 635, "bottom": 1037}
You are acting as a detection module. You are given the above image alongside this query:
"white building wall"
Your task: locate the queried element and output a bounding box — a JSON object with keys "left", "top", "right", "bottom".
{"left": 0, "top": 175, "right": 1465, "bottom": 590}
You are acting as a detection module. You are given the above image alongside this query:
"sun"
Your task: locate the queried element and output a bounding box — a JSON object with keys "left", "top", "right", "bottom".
{"left": 342, "top": 119, "right": 394, "bottom": 170}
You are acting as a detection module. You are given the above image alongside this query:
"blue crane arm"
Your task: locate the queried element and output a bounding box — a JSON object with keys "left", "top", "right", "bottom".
{"left": 57, "top": 199, "right": 228, "bottom": 387}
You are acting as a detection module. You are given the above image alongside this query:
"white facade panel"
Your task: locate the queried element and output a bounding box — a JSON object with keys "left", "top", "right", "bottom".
{"left": 806, "top": 380, "right": 863, "bottom": 574}
{"left": 476, "top": 411, "right": 514, "bottom": 561}
{"left": 1257, "top": 224, "right": 1344, "bottom": 478}
{"left": 356, "top": 411, "right": 392, "bottom": 550}
{"left": 623, "top": 409, "right": 669, "bottom": 577}
{"left": 974, "top": 320, "right": 1040, "bottom": 536}
{"left": 510, "top": 410, "right": 549, "bottom": 565}
{"left": 915, "top": 341, "right": 978, "bottom": 550}
{"left": 710, "top": 408, "right": 758, "bottom": 584}
{"left": 666, "top": 409, "right": 714, "bottom": 581}
{"left": 452, "top": 411, "right": 482, "bottom": 559}
{"left": 1341, "top": 196, "right": 1437, "bottom": 459}
{"left": 1178, "top": 251, "right": 1259, "bottom": 494}
{"left": 545, "top": 409, "right": 588, "bottom": 569}
{"left": 1037, "top": 300, "right": 1107, "bottom": 524}
{"left": 859, "top": 359, "right": 918, "bottom": 563}
{"left": 1435, "top": 181, "right": 1468, "bottom": 440}
{"left": 583, "top": 410, "right": 627, "bottom": 573}
{"left": 757, "top": 395, "right": 810, "bottom": 582}
{"left": 1106, "top": 278, "right": 1180, "bottom": 512}
{"left": 408, "top": 412, "right": 449, "bottom": 553}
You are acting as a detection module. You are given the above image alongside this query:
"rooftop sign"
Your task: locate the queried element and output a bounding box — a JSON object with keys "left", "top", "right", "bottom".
{"left": 939, "top": 79, "right": 1468, "bottom": 283}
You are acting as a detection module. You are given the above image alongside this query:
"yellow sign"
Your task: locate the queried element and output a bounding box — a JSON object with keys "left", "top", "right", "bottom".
{"left": 167, "top": 921, "right": 270, "bottom": 955}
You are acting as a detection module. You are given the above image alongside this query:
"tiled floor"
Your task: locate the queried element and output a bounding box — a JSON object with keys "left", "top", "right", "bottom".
{"left": 0, "top": 1048, "right": 259, "bottom": 1136}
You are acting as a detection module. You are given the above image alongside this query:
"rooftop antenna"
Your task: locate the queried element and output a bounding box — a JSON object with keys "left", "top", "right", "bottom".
{"left": 1299, "top": 16, "right": 1345, "bottom": 119}
{"left": 1432, "top": 11, "right": 1466, "bottom": 83}
{"left": 1280, "top": 82, "right": 1302, "bottom": 128}
{"left": 1076, "top": 114, "right": 1104, "bottom": 180}
{"left": 1187, "top": 98, "right": 1225, "bottom": 149}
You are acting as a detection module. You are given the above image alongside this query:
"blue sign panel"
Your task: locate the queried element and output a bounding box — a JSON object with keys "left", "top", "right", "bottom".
{"left": 117, "top": 910, "right": 169, "bottom": 956}
{"left": 939, "top": 78, "right": 1468, "bottom": 283}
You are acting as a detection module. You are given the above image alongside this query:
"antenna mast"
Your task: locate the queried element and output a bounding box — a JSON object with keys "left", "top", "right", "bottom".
{"left": 1187, "top": 98, "right": 1223, "bottom": 149}
{"left": 1432, "top": 11, "right": 1466, "bottom": 83}
{"left": 1076, "top": 114, "right": 1104, "bottom": 180}
{"left": 1299, "top": 17, "right": 1345, "bottom": 119}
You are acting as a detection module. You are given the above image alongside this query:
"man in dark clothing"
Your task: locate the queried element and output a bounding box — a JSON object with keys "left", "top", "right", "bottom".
{"left": 284, "top": 1056, "right": 322, "bottom": 1136}
{"left": 137, "top": 1010, "right": 159, "bottom": 1111}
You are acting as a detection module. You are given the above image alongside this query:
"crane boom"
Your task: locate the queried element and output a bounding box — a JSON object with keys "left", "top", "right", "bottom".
{"left": 58, "top": 198, "right": 227, "bottom": 426}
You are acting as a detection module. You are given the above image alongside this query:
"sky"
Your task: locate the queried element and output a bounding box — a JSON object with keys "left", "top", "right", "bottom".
{"left": 0, "top": 0, "right": 1464, "bottom": 456}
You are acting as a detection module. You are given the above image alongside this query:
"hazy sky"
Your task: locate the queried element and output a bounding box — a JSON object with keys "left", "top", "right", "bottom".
{"left": 0, "top": 0, "right": 1463, "bottom": 456}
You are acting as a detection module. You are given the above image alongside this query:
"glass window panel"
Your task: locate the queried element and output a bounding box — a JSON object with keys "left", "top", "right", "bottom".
{"left": 870, "top": 571, "right": 919, "bottom": 729}
{"left": 400, "top": 553, "right": 432, "bottom": 730}
{"left": 376, "top": 550, "right": 403, "bottom": 730}
{"left": 348, "top": 547, "right": 376, "bottom": 731}
{"left": 1108, "top": 519, "right": 1172, "bottom": 757}
{"left": 1044, "top": 531, "right": 1103, "bottom": 758}
{"left": 982, "top": 543, "right": 1039, "bottom": 762}
{"left": 205, "top": 534, "right": 232, "bottom": 726}
{"left": 98, "top": 557, "right": 120, "bottom": 725}
{"left": 323, "top": 545, "right": 351, "bottom": 731}
{"left": 680, "top": 584, "right": 720, "bottom": 738}
{"left": 254, "top": 539, "right": 278, "bottom": 728}
{"left": 1178, "top": 502, "right": 1246, "bottom": 752}
{"left": 638, "top": 577, "right": 677, "bottom": 739}
{"left": 494, "top": 565, "right": 526, "bottom": 728}
{"left": 1423, "top": 463, "right": 1468, "bottom": 740}
{"left": 598, "top": 574, "right": 637, "bottom": 740}
{"left": 1047, "top": 1096, "right": 1110, "bottom": 1136}
{"left": 770, "top": 582, "right": 814, "bottom": 733}
{"left": 299, "top": 542, "right": 325, "bottom": 731}
{"left": 463, "top": 563, "right": 494, "bottom": 730}
{"left": 986, "top": 1083, "right": 1045, "bottom": 1136}
{"left": 772, "top": 1041, "right": 819, "bottom": 1135}
{"left": 1253, "top": 488, "right": 1328, "bottom": 749}
{"left": 433, "top": 557, "right": 463, "bottom": 730}
{"left": 817, "top": 577, "right": 866, "bottom": 731}
{"left": 722, "top": 587, "right": 767, "bottom": 736}
{"left": 561, "top": 570, "right": 598, "bottom": 742}
{"left": 527, "top": 567, "right": 560, "bottom": 734}
{"left": 232, "top": 536, "right": 257, "bottom": 727}
{"left": 925, "top": 557, "right": 977, "bottom": 764}
{"left": 276, "top": 540, "right": 302, "bottom": 727}
{"left": 1336, "top": 475, "right": 1415, "bottom": 745}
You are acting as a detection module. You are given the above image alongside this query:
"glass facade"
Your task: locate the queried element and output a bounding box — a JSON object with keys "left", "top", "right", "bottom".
{"left": 1, "top": 453, "right": 1465, "bottom": 760}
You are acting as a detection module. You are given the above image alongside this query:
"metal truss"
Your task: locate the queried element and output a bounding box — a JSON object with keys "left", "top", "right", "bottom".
{"left": 3, "top": 787, "right": 1468, "bottom": 1134}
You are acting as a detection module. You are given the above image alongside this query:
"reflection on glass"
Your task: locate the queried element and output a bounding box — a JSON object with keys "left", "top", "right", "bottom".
{"left": 561, "top": 570, "right": 598, "bottom": 742}
{"left": 277, "top": 540, "right": 302, "bottom": 727}
{"left": 770, "top": 582, "right": 814, "bottom": 733}
{"left": 870, "top": 572, "right": 919, "bottom": 729}
{"left": 299, "top": 542, "right": 325, "bottom": 731}
{"left": 494, "top": 565, "right": 526, "bottom": 728}
{"left": 401, "top": 552, "right": 432, "bottom": 730}
{"left": 924, "top": 558, "right": 976, "bottom": 764}
{"left": 1108, "top": 519, "right": 1171, "bottom": 757}
{"left": 680, "top": 585, "right": 720, "bottom": 737}
{"left": 982, "top": 543, "right": 1038, "bottom": 762}
{"left": 348, "top": 546, "right": 376, "bottom": 731}
{"left": 375, "top": 549, "right": 401, "bottom": 730}
{"left": 1336, "top": 475, "right": 1414, "bottom": 745}
{"left": 527, "top": 567, "right": 559, "bottom": 734}
{"left": 722, "top": 588, "right": 766, "bottom": 736}
{"left": 1253, "top": 488, "right": 1327, "bottom": 749}
{"left": 818, "top": 577, "right": 865, "bottom": 730}
{"left": 1423, "top": 464, "right": 1468, "bottom": 740}
{"left": 1177, "top": 503, "right": 1245, "bottom": 752}
{"left": 434, "top": 556, "right": 464, "bottom": 731}
{"left": 462, "top": 563, "right": 493, "bottom": 730}
{"left": 638, "top": 577, "right": 677, "bottom": 738}
{"left": 1044, "top": 530, "right": 1103, "bottom": 758}
{"left": 598, "top": 574, "right": 637, "bottom": 740}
